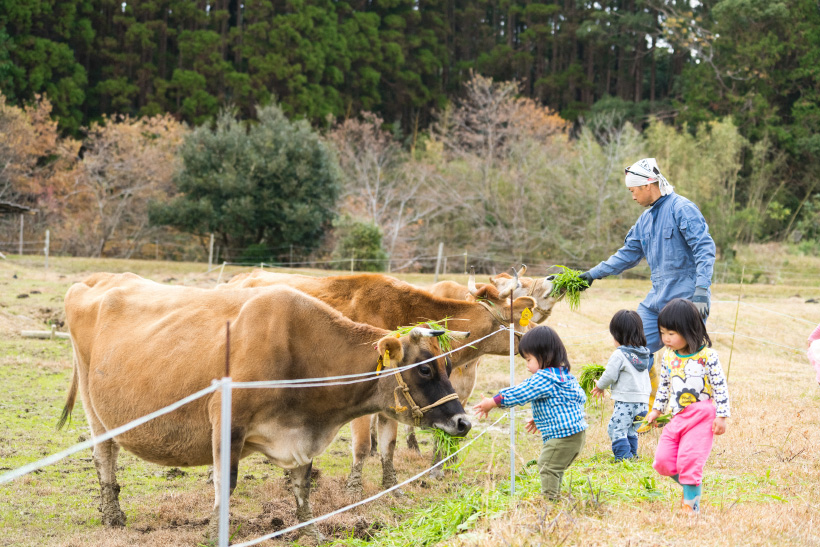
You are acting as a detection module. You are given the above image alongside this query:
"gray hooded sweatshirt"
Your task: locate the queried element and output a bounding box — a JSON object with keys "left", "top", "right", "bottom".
{"left": 596, "top": 345, "right": 652, "bottom": 403}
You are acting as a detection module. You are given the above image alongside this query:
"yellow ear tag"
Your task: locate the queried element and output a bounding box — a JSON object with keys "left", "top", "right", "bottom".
{"left": 520, "top": 307, "right": 533, "bottom": 327}
{"left": 383, "top": 349, "right": 390, "bottom": 370}
{"left": 376, "top": 355, "right": 384, "bottom": 375}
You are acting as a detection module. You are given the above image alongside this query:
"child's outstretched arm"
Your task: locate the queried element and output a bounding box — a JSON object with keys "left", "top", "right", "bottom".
{"left": 473, "top": 396, "right": 498, "bottom": 419}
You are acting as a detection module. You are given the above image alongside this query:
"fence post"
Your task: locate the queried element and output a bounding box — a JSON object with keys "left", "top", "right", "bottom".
{"left": 463, "top": 252, "right": 467, "bottom": 274}
{"left": 18, "top": 214, "right": 24, "bottom": 255}
{"left": 209, "top": 234, "right": 215, "bottom": 269}
{"left": 218, "top": 323, "right": 232, "bottom": 547}
{"left": 509, "top": 289, "right": 516, "bottom": 497}
{"left": 44, "top": 230, "right": 49, "bottom": 271}
{"left": 350, "top": 254, "right": 354, "bottom": 273}
{"left": 434, "top": 242, "right": 444, "bottom": 283}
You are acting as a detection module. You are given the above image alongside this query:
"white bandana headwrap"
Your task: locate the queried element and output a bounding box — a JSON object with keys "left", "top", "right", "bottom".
{"left": 624, "top": 158, "right": 674, "bottom": 196}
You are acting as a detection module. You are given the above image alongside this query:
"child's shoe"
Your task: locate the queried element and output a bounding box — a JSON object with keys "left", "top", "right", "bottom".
{"left": 611, "top": 438, "right": 632, "bottom": 461}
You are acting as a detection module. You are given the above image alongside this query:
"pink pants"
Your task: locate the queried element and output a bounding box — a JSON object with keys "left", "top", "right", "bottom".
{"left": 653, "top": 401, "right": 716, "bottom": 485}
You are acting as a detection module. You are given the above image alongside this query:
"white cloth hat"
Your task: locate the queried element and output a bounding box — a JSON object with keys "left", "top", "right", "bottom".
{"left": 624, "top": 158, "right": 674, "bottom": 196}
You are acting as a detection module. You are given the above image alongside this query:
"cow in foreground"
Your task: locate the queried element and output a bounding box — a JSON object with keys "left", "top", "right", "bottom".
{"left": 221, "top": 270, "right": 535, "bottom": 493}
{"left": 59, "top": 272, "right": 470, "bottom": 540}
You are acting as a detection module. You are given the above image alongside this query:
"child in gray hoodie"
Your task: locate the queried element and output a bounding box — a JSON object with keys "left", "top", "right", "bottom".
{"left": 592, "top": 310, "right": 652, "bottom": 460}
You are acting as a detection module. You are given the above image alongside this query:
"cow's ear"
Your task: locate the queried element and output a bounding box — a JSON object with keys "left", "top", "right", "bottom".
{"left": 472, "top": 284, "right": 500, "bottom": 300}
{"left": 377, "top": 336, "right": 404, "bottom": 363}
{"left": 511, "top": 296, "right": 537, "bottom": 319}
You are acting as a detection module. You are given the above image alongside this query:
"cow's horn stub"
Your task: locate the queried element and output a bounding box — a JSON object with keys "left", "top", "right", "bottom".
{"left": 467, "top": 266, "right": 478, "bottom": 296}
{"left": 498, "top": 266, "right": 521, "bottom": 298}
{"left": 409, "top": 327, "right": 446, "bottom": 339}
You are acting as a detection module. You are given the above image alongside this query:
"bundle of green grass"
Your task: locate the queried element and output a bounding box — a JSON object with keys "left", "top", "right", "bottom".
{"left": 634, "top": 412, "right": 672, "bottom": 433}
{"left": 549, "top": 265, "right": 589, "bottom": 311}
{"left": 578, "top": 363, "right": 606, "bottom": 398}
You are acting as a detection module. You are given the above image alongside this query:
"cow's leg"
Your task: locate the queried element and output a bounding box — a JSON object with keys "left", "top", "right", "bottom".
{"left": 207, "top": 425, "right": 245, "bottom": 541}
{"left": 405, "top": 424, "right": 420, "bottom": 453}
{"left": 345, "top": 414, "right": 371, "bottom": 496}
{"left": 81, "top": 394, "right": 126, "bottom": 528}
{"left": 290, "top": 462, "right": 324, "bottom": 542}
{"left": 92, "top": 436, "right": 126, "bottom": 526}
{"left": 369, "top": 414, "right": 379, "bottom": 457}
{"left": 377, "top": 414, "right": 400, "bottom": 491}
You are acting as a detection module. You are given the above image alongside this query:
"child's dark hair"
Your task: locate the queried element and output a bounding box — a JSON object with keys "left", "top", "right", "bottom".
{"left": 609, "top": 309, "right": 647, "bottom": 347}
{"left": 657, "top": 298, "right": 712, "bottom": 354}
{"left": 518, "top": 325, "right": 571, "bottom": 370}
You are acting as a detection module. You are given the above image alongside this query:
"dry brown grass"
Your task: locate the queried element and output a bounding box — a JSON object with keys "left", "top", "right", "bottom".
{"left": 1, "top": 253, "right": 819, "bottom": 546}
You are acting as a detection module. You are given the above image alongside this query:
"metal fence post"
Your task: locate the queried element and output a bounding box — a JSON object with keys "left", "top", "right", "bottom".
{"left": 509, "top": 289, "right": 516, "bottom": 497}
{"left": 219, "top": 322, "right": 232, "bottom": 547}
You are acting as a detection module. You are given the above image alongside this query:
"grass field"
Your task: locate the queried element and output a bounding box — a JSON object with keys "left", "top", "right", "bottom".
{"left": 1, "top": 247, "right": 819, "bottom": 547}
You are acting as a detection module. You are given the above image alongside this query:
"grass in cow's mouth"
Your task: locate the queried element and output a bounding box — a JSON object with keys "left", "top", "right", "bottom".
{"left": 430, "top": 428, "right": 468, "bottom": 469}
{"left": 549, "top": 265, "right": 588, "bottom": 311}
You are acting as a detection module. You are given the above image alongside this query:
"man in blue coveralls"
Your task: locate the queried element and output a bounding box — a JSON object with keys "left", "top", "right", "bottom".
{"left": 578, "top": 158, "right": 716, "bottom": 355}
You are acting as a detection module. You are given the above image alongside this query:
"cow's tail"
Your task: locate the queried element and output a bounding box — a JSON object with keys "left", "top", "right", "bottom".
{"left": 57, "top": 347, "right": 79, "bottom": 431}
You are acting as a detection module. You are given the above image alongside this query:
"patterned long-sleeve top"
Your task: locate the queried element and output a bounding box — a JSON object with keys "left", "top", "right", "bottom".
{"left": 808, "top": 323, "right": 820, "bottom": 344}
{"left": 652, "top": 346, "right": 731, "bottom": 418}
{"left": 493, "top": 367, "right": 587, "bottom": 442}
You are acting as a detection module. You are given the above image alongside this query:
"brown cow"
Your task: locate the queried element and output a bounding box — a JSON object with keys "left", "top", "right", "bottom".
{"left": 433, "top": 265, "right": 562, "bottom": 325}
{"left": 418, "top": 266, "right": 561, "bottom": 469}
{"left": 60, "top": 272, "right": 470, "bottom": 541}
{"left": 220, "top": 270, "right": 535, "bottom": 494}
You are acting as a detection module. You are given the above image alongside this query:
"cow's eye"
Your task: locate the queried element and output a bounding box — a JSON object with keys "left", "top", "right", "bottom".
{"left": 418, "top": 365, "right": 432, "bottom": 377}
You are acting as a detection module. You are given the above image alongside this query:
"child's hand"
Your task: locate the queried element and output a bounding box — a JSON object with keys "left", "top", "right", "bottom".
{"left": 712, "top": 417, "right": 727, "bottom": 435}
{"left": 525, "top": 418, "right": 539, "bottom": 435}
{"left": 591, "top": 386, "right": 605, "bottom": 398}
{"left": 472, "top": 397, "right": 497, "bottom": 419}
{"left": 644, "top": 409, "right": 661, "bottom": 426}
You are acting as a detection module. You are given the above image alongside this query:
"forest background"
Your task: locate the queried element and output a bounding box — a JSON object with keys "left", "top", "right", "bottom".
{"left": 1, "top": 0, "right": 819, "bottom": 273}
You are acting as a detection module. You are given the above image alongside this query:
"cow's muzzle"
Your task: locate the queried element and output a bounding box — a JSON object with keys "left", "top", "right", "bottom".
{"left": 434, "top": 413, "right": 472, "bottom": 437}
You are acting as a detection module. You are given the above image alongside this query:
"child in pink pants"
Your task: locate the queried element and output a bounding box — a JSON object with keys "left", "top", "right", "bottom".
{"left": 808, "top": 323, "right": 820, "bottom": 385}
{"left": 645, "top": 299, "right": 731, "bottom": 514}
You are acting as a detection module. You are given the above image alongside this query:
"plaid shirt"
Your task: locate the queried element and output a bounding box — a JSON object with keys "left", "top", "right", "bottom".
{"left": 495, "top": 367, "right": 587, "bottom": 441}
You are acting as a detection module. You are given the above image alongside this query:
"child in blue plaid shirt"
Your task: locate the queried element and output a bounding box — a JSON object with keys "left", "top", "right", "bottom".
{"left": 474, "top": 326, "right": 587, "bottom": 500}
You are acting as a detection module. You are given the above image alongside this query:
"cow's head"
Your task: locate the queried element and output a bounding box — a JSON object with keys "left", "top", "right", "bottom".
{"left": 376, "top": 327, "right": 472, "bottom": 437}
{"left": 478, "top": 266, "right": 561, "bottom": 326}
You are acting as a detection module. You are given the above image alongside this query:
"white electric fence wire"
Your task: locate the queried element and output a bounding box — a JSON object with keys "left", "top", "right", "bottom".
{"left": 714, "top": 300, "right": 818, "bottom": 325}
{"left": 231, "top": 413, "right": 510, "bottom": 547}
{"left": 0, "top": 383, "right": 220, "bottom": 485}
{"left": 232, "top": 327, "right": 506, "bottom": 389}
{"left": 0, "top": 328, "right": 506, "bottom": 484}
{"left": 711, "top": 330, "right": 806, "bottom": 353}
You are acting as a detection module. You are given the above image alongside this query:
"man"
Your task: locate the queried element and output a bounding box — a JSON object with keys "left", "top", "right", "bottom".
{"left": 579, "top": 158, "right": 716, "bottom": 354}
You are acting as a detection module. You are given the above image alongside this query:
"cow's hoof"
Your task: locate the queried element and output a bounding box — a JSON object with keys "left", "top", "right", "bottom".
{"left": 102, "top": 509, "right": 126, "bottom": 527}
{"left": 345, "top": 478, "right": 364, "bottom": 498}
{"left": 296, "top": 524, "right": 326, "bottom": 545}
{"left": 406, "top": 435, "right": 421, "bottom": 453}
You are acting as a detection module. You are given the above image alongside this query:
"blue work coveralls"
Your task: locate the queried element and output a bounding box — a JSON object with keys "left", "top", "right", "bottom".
{"left": 587, "top": 193, "right": 716, "bottom": 353}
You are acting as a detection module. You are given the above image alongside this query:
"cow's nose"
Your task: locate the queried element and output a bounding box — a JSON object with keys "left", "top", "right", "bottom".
{"left": 455, "top": 416, "right": 471, "bottom": 436}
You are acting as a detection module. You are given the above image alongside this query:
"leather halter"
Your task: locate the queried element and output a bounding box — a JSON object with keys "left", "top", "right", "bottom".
{"left": 477, "top": 300, "right": 524, "bottom": 341}
{"left": 378, "top": 350, "right": 461, "bottom": 426}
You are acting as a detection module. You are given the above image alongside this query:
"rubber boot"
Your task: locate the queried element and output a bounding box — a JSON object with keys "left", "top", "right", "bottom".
{"left": 627, "top": 435, "right": 638, "bottom": 458}
{"left": 611, "top": 438, "right": 632, "bottom": 461}
{"left": 682, "top": 483, "right": 702, "bottom": 514}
